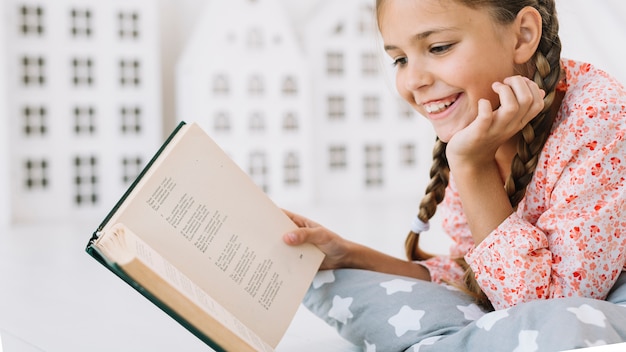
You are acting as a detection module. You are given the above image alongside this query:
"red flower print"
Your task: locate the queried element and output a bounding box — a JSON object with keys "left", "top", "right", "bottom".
{"left": 591, "top": 163, "right": 602, "bottom": 176}
{"left": 610, "top": 157, "right": 621, "bottom": 168}
{"left": 570, "top": 227, "right": 582, "bottom": 241}
{"left": 573, "top": 270, "right": 587, "bottom": 280}
{"left": 585, "top": 141, "right": 597, "bottom": 150}
{"left": 580, "top": 63, "right": 592, "bottom": 73}
{"left": 586, "top": 105, "right": 597, "bottom": 118}
{"left": 536, "top": 286, "right": 546, "bottom": 298}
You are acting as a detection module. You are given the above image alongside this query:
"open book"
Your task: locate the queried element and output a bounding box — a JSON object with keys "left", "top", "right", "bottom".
{"left": 85, "top": 121, "right": 324, "bottom": 352}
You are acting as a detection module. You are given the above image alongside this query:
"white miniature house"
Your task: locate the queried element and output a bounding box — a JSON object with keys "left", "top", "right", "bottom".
{"left": 177, "top": 0, "right": 436, "bottom": 207}
{"left": 2, "top": 0, "right": 162, "bottom": 224}
{"left": 304, "top": 0, "right": 436, "bottom": 202}
{"left": 176, "top": 0, "right": 314, "bottom": 206}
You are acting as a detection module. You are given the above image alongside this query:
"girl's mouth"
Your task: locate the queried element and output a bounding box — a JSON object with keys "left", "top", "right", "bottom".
{"left": 422, "top": 94, "right": 460, "bottom": 114}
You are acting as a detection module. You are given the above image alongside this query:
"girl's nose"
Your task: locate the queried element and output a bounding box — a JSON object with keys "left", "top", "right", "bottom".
{"left": 404, "top": 61, "right": 433, "bottom": 91}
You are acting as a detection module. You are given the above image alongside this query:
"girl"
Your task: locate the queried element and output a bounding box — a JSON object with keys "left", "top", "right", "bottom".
{"left": 284, "top": 0, "right": 626, "bottom": 349}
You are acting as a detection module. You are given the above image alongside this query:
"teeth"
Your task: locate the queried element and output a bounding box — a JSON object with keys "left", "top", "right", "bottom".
{"left": 424, "top": 100, "right": 454, "bottom": 114}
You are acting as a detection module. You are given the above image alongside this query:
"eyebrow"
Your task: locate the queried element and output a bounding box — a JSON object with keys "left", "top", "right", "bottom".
{"left": 383, "top": 27, "right": 457, "bottom": 52}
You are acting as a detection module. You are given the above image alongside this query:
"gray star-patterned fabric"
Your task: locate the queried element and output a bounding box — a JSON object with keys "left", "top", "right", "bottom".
{"left": 303, "top": 269, "right": 626, "bottom": 351}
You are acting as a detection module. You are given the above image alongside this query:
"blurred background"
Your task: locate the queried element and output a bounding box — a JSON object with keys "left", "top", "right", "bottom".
{"left": 0, "top": 0, "right": 625, "bottom": 351}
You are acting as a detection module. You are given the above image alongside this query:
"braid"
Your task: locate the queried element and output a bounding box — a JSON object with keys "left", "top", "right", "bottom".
{"left": 506, "top": 0, "right": 562, "bottom": 206}
{"left": 405, "top": 138, "right": 449, "bottom": 261}
{"left": 468, "top": 0, "right": 562, "bottom": 309}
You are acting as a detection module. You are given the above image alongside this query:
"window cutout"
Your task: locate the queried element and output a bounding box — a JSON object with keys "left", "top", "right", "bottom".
{"left": 328, "top": 145, "right": 347, "bottom": 170}
{"left": 363, "top": 96, "right": 380, "bottom": 120}
{"left": 212, "top": 74, "right": 230, "bottom": 95}
{"left": 282, "top": 76, "right": 298, "bottom": 96}
{"left": 19, "top": 5, "right": 44, "bottom": 36}
{"left": 246, "top": 28, "right": 263, "bottom": 50}
{"left": 120, "top": 105, "right": 142, "bottom": 134}
{"left": 284, "top": 152, "right": 300, "bottom": 186}
{"left": 70, "top": 8, "right": 92, "bottom": 37}
{"left": 122, "top": 156, "right": 143, "bottom": 184}
{"left": 327, "top": 95, "right": 345, "bottom": 120}
{"left": 361, "top": 52, "right": 378, "bottom": 76}
{"left": 326, "top": 52, "right": 344, "bottom": 75}
{"left": 73, "top": 155, "right": 98, "bottom": 205}
{"left": 119, "top": 59, "right": 141, "bottom": 87}
{"left": 399, "top": 100, "right": 415, "bottom": 119}
{"left": 73, "top": 106, "right": 96, "bottom": 135}
{"left": 72, "top": 57, "right": 94, "bottom": 87}
{"left": 364, "top": 144, "right": 383, "bottom": 187}
{"left": 400, "top": 143, "right": 416, "bottom": 167}
{"left": 21, "top": 56, "right": 45, "bottom": 86}
{"left": 248, "top": 75, "right": 264, "bottom": 96}
{"left": 332, "top": 23, "right": 343, "bottom": 35}
{"left": 358, "top": 4, "right": 375, "bottom": 34}
{"left": 118, "top": 11, "right": 139, "bottom": 39}
{"left": 249, "top": 112, "right": 265, "bottom": 132}
{"left": 213, "top": 111, "right": 231, "bottom": 132}
{"left": 248, "top": 152, "right": 268, "bottom": 193}
{"left": 22, "top": 105, "right": 47, "bottom": 136}
{"left": 282, "top": 112, "right": 298, "bottom": 131}
{"left": 24, "top": 158, "right": 49, "bottom": 190}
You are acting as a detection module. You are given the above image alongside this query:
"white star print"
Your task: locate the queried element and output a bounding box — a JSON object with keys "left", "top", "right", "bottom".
{"left": 476, "top": 309, "right": 509, "bottom": 331}
{"left": 513, "top": 330, "right": 539, "bottom": 352}
{"left": 444, "top": 284, "right": 461, "bottom": 292}
{"left": 380, "top": 279, "right": 417, "bottom": 295}
{"left": 328, "top": 295, "right": 353, "bottom": 324}
{"left": 410, "top": 336, "right": 443, "bottom": 351}
{"left": 387, "top": 305, "right": 425, "bottom": 337}
{"left": 456, "top": 303, "right": 486, "bottom": 321}
{"left": 312, "top": 270, "right": 335, "bottom": 289}
{"left": 584, "top": 340, "right": 607, "bottom": 347}
{"left": 567, "top": 304, "right": 607, "bottom": 327}
{"left": 364, "top": 340, "right": 376, "bottom": 352}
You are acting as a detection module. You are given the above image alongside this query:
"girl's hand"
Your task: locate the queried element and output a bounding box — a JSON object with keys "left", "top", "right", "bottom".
{"left": 282, "top": 209, "right": 353, "bottom": 270}
{"left": 446, "top": 75, "right": 545, "bottom": 167}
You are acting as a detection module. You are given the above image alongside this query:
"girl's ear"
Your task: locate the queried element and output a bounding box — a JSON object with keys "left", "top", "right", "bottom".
{"left": 513, "top": 6, "right": 543, "bottom": 65}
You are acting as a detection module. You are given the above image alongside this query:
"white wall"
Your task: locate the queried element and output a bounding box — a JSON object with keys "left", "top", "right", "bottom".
{"left": 557, "top": 0, "right": 626, "bottom": 84}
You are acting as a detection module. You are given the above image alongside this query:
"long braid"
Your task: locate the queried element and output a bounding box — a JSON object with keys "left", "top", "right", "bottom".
{"left": 401, "top": 0, "right": 563, "bottom": 309}
{"left": 405, "top": 138, "right": 449, "bottom": 261}
{"left": 506, "top": 0, "right": 562, "bottom": 206}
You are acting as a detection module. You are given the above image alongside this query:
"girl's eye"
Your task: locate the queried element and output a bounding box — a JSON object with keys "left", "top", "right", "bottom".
{"left": 430, "top": 44, "right": 453, "bottom": 54}
{"left": 392, "top": 57, "right": 407, "bottom": 67}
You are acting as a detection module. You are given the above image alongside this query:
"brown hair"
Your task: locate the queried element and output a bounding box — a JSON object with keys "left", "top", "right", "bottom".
{"left": 377, "top": 0, "right": 563, "bottom": 309}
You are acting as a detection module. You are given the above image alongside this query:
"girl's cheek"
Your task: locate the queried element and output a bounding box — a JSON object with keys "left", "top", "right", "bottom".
{"left": 396, "top": 79, "right": 413, "bottom": 105}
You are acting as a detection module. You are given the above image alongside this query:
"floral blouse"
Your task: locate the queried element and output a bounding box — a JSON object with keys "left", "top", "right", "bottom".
{"left": 421, "top": 59, "right": 626, "bottom": 310}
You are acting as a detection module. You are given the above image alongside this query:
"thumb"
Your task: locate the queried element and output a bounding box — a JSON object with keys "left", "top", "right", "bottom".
{"left": 283, "top": 227, "right": 331, "bottom": 246}
{"left": 283, "top": 228, "right": 307, "bottom": 245}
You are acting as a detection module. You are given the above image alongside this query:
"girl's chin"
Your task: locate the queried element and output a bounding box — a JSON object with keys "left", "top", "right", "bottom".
{"left": 433, "top": 130, "right": 454, "bottom": 143}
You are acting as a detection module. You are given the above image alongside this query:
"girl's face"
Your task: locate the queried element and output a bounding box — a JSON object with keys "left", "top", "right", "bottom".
{"left": 379, "top": 0, "right": 519, "bottom": 142}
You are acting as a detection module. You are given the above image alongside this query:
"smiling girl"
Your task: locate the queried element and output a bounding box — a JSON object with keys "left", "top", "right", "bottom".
{"left": 283, "top": 0, "right": 626, "bottom": 348}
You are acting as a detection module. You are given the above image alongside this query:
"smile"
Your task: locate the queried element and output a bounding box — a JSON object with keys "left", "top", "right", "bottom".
{"left": 422, "top": 94, "right": 460, "bottom": 114}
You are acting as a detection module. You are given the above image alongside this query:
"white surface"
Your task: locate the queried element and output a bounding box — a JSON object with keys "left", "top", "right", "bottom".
{"left": 0, "top": 197, "right": 445, "bottom": 352}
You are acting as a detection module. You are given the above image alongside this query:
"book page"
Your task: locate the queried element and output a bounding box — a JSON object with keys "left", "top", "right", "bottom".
{"left": 102, "top": 123, "right": 324, "bottom": 347}
{"left": 97, "top": 224, "right": 274, "bottom": 352}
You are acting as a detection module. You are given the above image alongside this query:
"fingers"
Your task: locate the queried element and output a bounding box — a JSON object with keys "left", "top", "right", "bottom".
{"left": 492, "top": 76, "right": 545, "bottom": 127}
{"left": 282, "top": 208, "right": 318, "bottom": 228}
